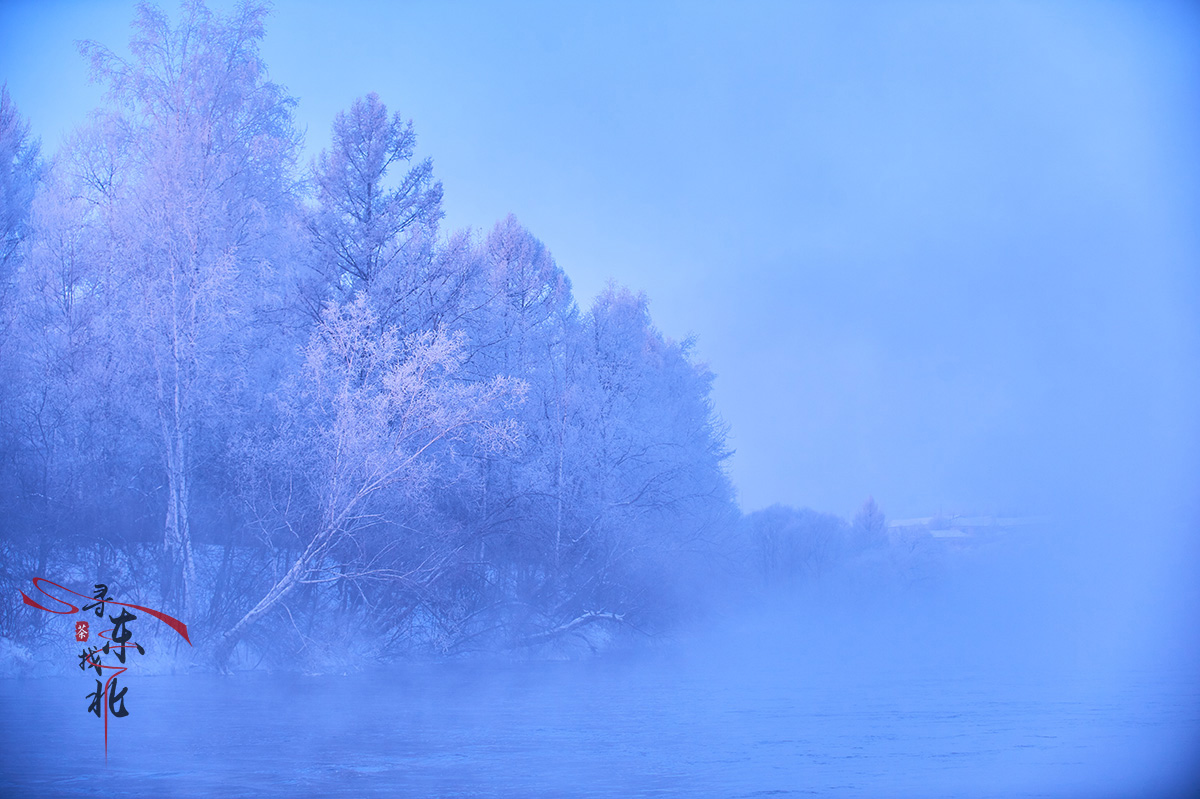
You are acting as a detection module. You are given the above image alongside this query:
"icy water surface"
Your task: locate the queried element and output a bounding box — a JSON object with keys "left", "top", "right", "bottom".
{"left": 2, "top": 651, "right": 1197, "bottom": 798}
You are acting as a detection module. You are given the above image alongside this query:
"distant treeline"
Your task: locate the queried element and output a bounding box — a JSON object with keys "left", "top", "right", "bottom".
{"left": 0, "top": 3, "right": 938, "bottom": 672}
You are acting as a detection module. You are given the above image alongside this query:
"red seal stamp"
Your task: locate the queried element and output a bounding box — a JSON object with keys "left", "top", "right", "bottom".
{"left": 75, "top": 620, "right": 89, "bottom": 642}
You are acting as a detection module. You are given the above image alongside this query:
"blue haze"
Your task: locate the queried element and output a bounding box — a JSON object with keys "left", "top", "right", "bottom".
{"left": 1, "top": 1, "right": 1198, "bottom": 796}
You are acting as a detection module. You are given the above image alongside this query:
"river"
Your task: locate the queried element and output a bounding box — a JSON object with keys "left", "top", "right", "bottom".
{"left": 3, "top": 635, "right": 1196, "bottom": 798}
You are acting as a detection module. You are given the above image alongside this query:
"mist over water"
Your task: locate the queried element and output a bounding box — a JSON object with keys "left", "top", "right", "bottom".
{"left": 1, "top": 1, "right": 1198, "bottom": 796}
{"left": 4, "top": 591, "right": 1198, "bottom": 798}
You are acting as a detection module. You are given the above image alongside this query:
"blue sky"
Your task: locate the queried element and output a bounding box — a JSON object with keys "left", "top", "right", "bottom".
{"left": 2, "top": 0, "right": 1197, "bottom": 524}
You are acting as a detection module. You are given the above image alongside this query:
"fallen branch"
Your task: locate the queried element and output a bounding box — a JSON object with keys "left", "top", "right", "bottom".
{"left": 514, "top": 610, "right": 625, "bottom": 648}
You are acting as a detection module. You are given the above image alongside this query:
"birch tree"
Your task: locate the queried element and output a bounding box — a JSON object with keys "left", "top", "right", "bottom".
{"left": 78, "top": 0, "right": 300, "bottom": 616}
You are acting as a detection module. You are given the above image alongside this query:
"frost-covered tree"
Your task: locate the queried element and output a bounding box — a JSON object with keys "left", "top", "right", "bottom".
{"left": 0, "top": 86, "right": 43, "bottom": 516}
{"left": 464, "top": 217, "right": 576, "bottom": 544}
{"left": 0, "top": 85, "right": 42, "bottom": 293}
{"left": 305, "top": 93, "right": 446, "bottom": 331}
{"left": 852, "top": 496, "right": 888, "bottom": 550}
{"left": 216, "top": 295, "right": 522, "bottom": 666}
{"left": 427, "top": 216, "right": 582, "bottom": 648}
{"left": 542, "top": 284, "right": 734, "bottom": 638}
{"left": 0, "top": 145, "right": 158, "bottom": 645}
{"left": 745, "top": 505, "right": 849, "bottom": 586}
{"left": 0, "top": 0, "right": 750, "bottom": 664}
{"left": 2, "top": 165, "right": 114, "bottom": 533}
{"left": 420, "top": 266, "right": 735, "bottom": 651}
{"left": 77, "top": 0, "right": 301, "bottom": 616}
